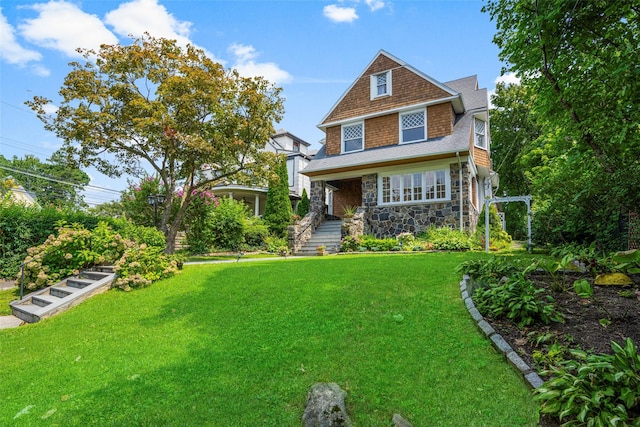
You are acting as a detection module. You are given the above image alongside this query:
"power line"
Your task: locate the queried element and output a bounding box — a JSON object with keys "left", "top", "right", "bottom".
{"left": 0, "top": 165, "right": 122, "bottom": 195}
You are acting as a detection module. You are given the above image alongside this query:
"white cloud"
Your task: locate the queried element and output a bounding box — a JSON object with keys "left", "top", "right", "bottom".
{"left": 365, "top": 0, "right": 385, "bottom": 12}
{"left": 18, "top": 1, "right": 118, "bottom": 58}
{"left": 229, "top": 43, "right": 292, "bottom": 85}
{"left": 494, "top": 72, "right": 521, "bottom": 86}
{"left": 105, "top": 0, "right": 221, "bottom": 63}
{"left": 0, "top": 7, "right": 43, "bottom": 65}
{"left": 323, "top": 4, "right": 358, "bottom": 23}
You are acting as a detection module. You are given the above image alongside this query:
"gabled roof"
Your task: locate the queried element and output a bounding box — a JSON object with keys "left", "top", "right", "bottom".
{"left": 302, "top": 71, "right": 491, "bottom": 177}
{"left": 318, "top": 50, "right": 465, "bottom": 128}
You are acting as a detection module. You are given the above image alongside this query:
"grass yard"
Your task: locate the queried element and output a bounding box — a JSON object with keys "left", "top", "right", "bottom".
{"left": 0, "top": 253, "right": 539, "bottom": 426}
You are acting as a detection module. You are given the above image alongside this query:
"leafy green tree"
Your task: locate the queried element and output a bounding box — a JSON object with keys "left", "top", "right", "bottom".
{"left": 27, "top": 34, "right": 284, "bottom": 253}
{"left": 489, "top": 83, "right": 541, "bottom": 238}
{"left": 296, "top": 188, "right": 310, "bottom": 217}
{"left": 484, "top": 0, "right": 640, "bottom": 250}
{"left": 0, "top": 153, "right": 89, "bottom": 208}
{"left": 263, "top": 155, "right": 291, "bottom": 237}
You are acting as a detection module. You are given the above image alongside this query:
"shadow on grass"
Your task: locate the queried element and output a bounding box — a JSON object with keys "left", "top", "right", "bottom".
{"left": 12, "top": 254, "right": 538, "bottom": 426}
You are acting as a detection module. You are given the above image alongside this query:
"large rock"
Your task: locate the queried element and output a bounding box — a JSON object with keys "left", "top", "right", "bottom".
{"left": 594, "top": 273, "right": 633, "bottom": 286}
{"left": 392, "top": 413, "right": 412, "bottom": 427}
{"left": 302, "top": 382, "right": 351, "bottom": 427}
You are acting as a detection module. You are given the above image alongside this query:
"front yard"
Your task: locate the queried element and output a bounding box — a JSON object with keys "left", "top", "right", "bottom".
{"left": 0, "top": 253, "right": 538, "bottom": 426}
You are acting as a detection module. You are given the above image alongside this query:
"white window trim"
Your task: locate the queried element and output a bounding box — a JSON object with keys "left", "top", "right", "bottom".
{"left": 341, "top": 121, "right": 364, "bottom": 154}
{"left": 370, "top": 70, "right": 392, "bottom": 100}
{"left": 377, "top": 165, "right": 451, "bottom": 206}
{"left": 399, "top": 108, "right": 427, "bottom": 144}
{"left": 474, "top": 117, "right": 487, "bottom": 149}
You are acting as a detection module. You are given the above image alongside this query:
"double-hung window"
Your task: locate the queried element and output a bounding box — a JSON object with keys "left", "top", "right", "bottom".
{"left": 342, "top": 122, "right": 363, "bottom": 153}
{"left": 474, "top": 118, "right": 486, "bottom": 148}
{"left": 370, "top": 70, "right": 391, "bottom": 99}
{"left": 400, "top": 110, "right": 426, "bottom": 143}
{"left": 380, "top": 168, "right": 449, "bottom": 204}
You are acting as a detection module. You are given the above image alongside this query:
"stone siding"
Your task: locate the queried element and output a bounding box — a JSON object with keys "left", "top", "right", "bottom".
{"left": 362, "top": 174, "right": 377, "bottom": 207}
{"left": 365, "top": 162, "right": 478, "bottom": 237}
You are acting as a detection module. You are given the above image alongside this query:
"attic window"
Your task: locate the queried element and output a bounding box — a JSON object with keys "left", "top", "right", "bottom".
{"left": 370, "top": 71, "right": 392, "bottom": 99}
{"left": 474, "top": 118, "right": 486, "bottom": 149}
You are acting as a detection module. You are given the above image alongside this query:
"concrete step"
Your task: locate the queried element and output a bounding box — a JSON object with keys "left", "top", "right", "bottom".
{"left": 67, "top": 278, "right": 95, "bottom": 289}
{"left": 31, "top": 294, "right": 60, "bottom": 307}
{"left": 11, "top": 268, "right": 116, "bottom": 323}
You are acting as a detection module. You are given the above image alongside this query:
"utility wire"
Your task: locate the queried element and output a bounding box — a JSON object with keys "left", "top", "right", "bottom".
{"left": 0, "top": 165, "right": 122, "bottom": 195}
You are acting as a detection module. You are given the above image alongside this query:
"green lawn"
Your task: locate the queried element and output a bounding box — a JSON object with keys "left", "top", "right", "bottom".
{"left": 0, "top": 253, "right": 539, "bottom": 426}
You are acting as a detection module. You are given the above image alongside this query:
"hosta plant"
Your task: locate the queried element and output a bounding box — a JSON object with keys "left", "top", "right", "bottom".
{"left": 473, "top": 269, "right": 564, "bottom": 327}
{"left": 535, "top": 338, "right": 640, "bottom": 426}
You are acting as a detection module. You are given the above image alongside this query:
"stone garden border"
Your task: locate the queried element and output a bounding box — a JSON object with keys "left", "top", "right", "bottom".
{"left": 460, "top": 274, "right": 544, "bottom": 389}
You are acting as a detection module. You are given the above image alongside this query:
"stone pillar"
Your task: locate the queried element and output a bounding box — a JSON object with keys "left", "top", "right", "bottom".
{"left": 362, "top": 173, "right": 377, "bottom": 207}
{"left": 310, "top": 180, "right": 326, "bottom": 214}
{"left": 254, "top": 194, "right": 260, "bottom": 217}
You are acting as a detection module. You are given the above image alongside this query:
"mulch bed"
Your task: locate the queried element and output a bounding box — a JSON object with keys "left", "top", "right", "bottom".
{"left": 479, "top": 272, "right": 640, "bottom": 427}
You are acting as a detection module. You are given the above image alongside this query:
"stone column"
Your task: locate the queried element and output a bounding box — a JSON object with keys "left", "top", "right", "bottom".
{"left": 362, "top": 173, "right": 377, "bottom": 207}
{"left": 310, "top": 180, "right": 326, "bottom": 214}
{"left": 254, "top": 194, "right": 260, "bottom": 217}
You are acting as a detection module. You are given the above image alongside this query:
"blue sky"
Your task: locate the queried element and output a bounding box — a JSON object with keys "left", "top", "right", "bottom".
{"left": 0, "top": 0, "right": 517, "bottom": 206}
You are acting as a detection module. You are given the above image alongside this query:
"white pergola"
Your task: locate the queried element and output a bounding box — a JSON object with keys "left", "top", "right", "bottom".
{"left": 484, "top": 196, "right": 532, "bottom": 253}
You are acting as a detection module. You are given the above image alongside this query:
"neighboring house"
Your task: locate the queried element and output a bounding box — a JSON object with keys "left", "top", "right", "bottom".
{"left": 1, "top": 176, "right": 38, "bottom": 207}
{"left": 301, "top": 50, "right": 498, "bottom": 237}
{"left": 212, "top": 129, "right": 313, "bottom": 216}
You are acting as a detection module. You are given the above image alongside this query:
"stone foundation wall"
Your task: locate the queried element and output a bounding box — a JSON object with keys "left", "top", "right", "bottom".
{"left": 365, "top": 162, "right": 478, "bottom": 237}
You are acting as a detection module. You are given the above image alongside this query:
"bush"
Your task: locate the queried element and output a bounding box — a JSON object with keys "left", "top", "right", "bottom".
{"left": 16, "top": 222, "right": 178, "bottom": 292}
{"left": 396, "top": 232, "right": 415, "bottom": 248}
{"left": 0, "top": 204, "right": 106, "bottom": 278}
{"left": 243, "top": 217, "right": 270, "bottom": 250}
{"left": 296, "top": 188, "right": 310, "bottom": 217}
{"left": 113, "top": 244, "right": 178, "bottom": 291}
{"left": 263, "top": 235, "right": 288, "bottom": 254}
{"left": 360, "top": 235, "right": 398, "bottom": 251}
{"left": 535, "top": 338, "right": 640, "bottom": 426}
{"left": 456, "top": 256, "right": 519, "bottom": 285}
{"left": 423, "top": 226, "right": 472, "bottom": 251}
{"left": 474, "top": 204, "right": 512, "bottom": 250}
{"left": 206, "top": 197, "right": 247, "bottom": 252}
{"left": 340, "top": 235, "right": 362, "bottom": 252}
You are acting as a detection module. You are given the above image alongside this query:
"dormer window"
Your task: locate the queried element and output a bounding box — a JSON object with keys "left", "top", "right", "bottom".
{"left": 342, "top": 122, "right": 364, "bottom": 153}
{"left": 474, "top": 118, "right": 486, "bottom": 149}
{"left": 370, "top": 70, "right": 392, "bottom": 99}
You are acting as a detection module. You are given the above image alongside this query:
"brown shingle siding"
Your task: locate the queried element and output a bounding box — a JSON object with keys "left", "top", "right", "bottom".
{"left": 325, "top": 125, "right": 342, "bottom": 156}
{"left": 323, "top": 57, "right": 452, "bottom": 124}
{"left": 365, "top": 114, "right": 398, "bottom": 149}
{"left": 427, "top": 103, "right": 453, "bottom": 138}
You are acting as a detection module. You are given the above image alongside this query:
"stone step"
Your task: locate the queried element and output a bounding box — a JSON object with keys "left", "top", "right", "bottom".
{"left": 10, "top": 268, "right": 116, "bottom": 323}
{"left": 50, "top": 286, "right": 80, "bottom": 298}
{"left": 67, "top": 278, "right": 95, "bottom": 289}
{"left": 31, "top": 294, "right": 61, "bottom": 307}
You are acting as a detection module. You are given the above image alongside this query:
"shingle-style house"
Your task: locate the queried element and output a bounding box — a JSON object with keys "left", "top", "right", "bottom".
{"left": 212, "top": 129, "right": 313, "bottom": 216}
{"left": 301, "top": 50, "right": 498, "bottom": 237}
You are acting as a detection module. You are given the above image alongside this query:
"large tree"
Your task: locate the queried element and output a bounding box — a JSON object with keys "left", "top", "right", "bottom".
{"left": 28, "top": 35, "right": 284, "bottom": 252}
{"left": 0, "top": 153, "right": 89, "bottom": 208}
{"left": 484, "top": 0, "right": 640, "bottom": 249}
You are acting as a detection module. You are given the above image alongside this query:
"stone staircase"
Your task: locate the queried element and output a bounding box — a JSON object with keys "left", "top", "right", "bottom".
{"left": 296, "top": 220, "right": 343, "bottom": 255}
{"left": 10, "top": 266, "right": 116, "bottom": 323}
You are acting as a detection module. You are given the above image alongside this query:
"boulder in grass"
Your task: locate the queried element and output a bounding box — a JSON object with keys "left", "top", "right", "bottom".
{"left": 594, "top": 273, "right": 633, "bottom": 286}
{"left": 302, "top": 382, "right": 351, "bottom": 427}
{"left": 392, "top": 413, "right": 413, "bottom": 427}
